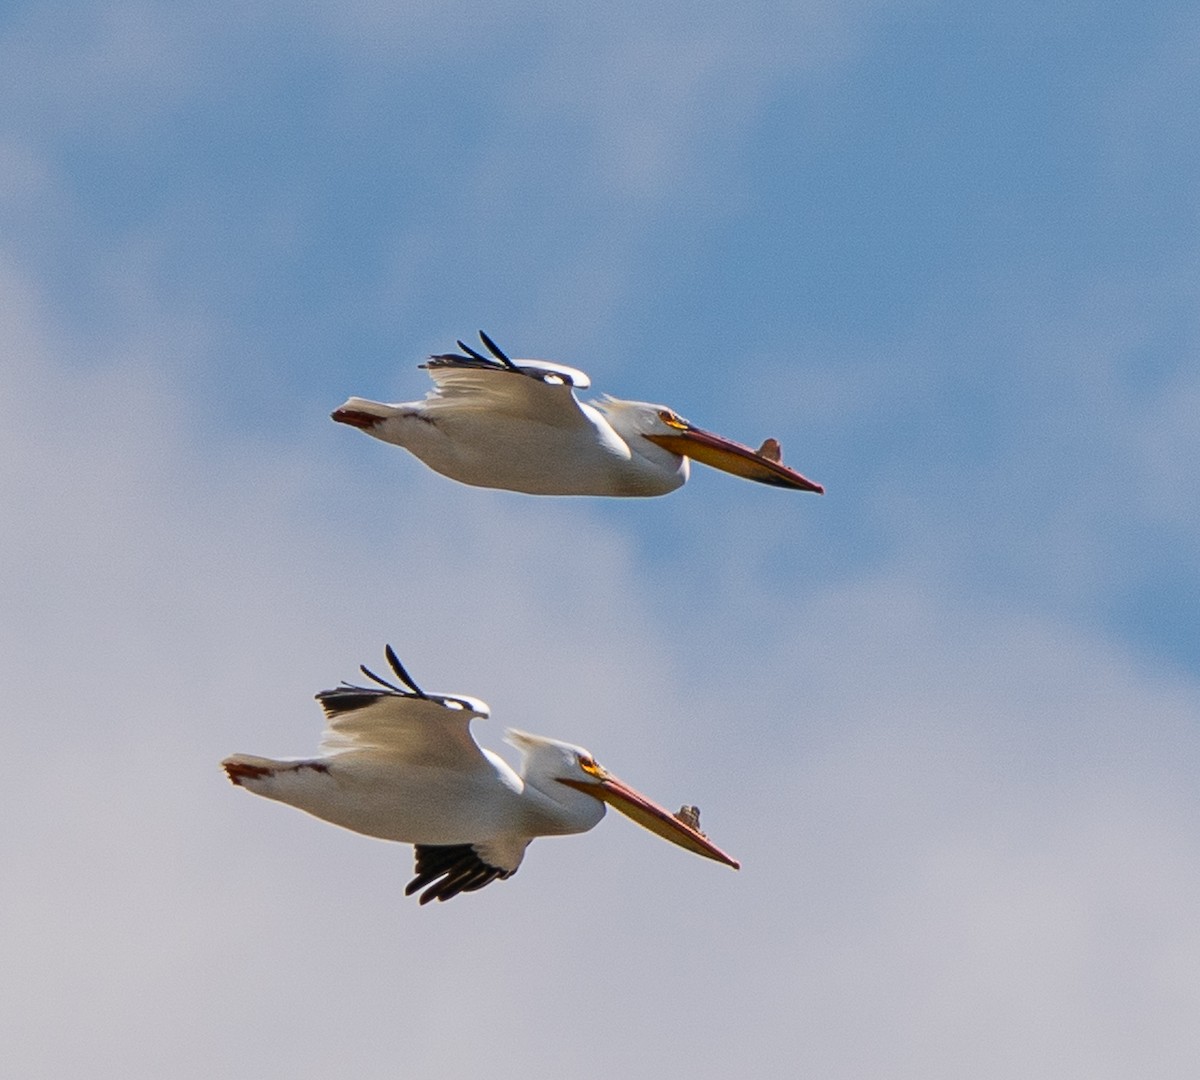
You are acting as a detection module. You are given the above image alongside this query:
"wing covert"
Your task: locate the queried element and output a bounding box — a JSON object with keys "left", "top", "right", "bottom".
{"left": 419, "top": 332, "right": 593, "bottom": 430}
{"left": 314, "top": 648, "right": 492, "bottom": 772}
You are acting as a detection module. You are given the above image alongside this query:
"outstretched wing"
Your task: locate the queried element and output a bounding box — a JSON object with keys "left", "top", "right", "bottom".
{"left": 419, "top": 331, "right": 594, "bottom": 430}
{"left": 315, "top": 646, "right": 492, "bottom": 772}
{"left": 405, "top": 841, "right": 526, "bottom": 904}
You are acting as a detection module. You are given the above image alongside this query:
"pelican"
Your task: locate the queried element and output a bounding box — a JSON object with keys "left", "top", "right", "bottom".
{"left": 222, "top": 647, "right": 739, "bottom": 904}
{"left": 332, "top": 332, "right": 824, "bottom": 497}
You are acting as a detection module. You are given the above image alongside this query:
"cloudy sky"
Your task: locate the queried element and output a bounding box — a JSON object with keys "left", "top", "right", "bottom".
{"left": 3, "top": 1, "right": 1199, "bottom": 1076}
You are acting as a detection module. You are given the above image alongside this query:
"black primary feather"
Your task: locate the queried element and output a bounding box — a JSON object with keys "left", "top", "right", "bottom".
{"left": 355, "top": 645, "right": 429, "bottom": 699}
{"left": 314, "top": 686, "right": 392, "bottom": 716}
{"left": 454, "top": 338, "right": 492, "bottom": 364}
{"left": 316, "top": 647, "right": 433, "bottom": 713}
{"left": 406, "top": 844, "right": 513, "bottom": 905}
{"left": 478, "top": 330, "right": 515, "bottom": 367}
{"left": 358, "top": 665, "right": 405, "bottom": 693}
{"left": 385, "top": 645, "right": 430, "bottom": 698}
{"left": 424, "top": 332, "right": 520, "bottom": 374}
{"left": 422, "top": 332, "right": 587, "bottom": 387}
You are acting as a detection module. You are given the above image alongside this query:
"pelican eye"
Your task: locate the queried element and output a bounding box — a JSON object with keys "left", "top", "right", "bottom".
{"left": 657, "top": 409, "right": 688, "bottom": 430}
{"left": 578, "top": 754, "right": 603, "bottom": 777}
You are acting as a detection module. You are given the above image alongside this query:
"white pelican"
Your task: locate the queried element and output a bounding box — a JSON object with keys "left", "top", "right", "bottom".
{"left": 332, "top": 331, "right": 824, "bottom": 497}
{"left": 222, "top": 646, "right": 739, "bottom": 904}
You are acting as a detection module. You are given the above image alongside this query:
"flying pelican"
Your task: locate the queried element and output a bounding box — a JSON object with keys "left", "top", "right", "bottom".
{"left": 222, "top": 647, "right": 739, "bottom": 904}
{"left": 331, "top": 332, "right": 824, "bottom": 497}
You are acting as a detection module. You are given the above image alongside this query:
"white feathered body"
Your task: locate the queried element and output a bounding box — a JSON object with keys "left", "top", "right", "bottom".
{"left": 223, "top": 682, "right": 608, "bottom": 878}
{"left": 226, "top": 746, "right": 603, "bottom": 849}
{"left": 223, "top": 647, "right": 741, "bottom": 902}
{"left": 337, "top": 393, "right": 688, "bottom": 497}
{"left": 331, "top": 336, "right": 824, "bottom": 498}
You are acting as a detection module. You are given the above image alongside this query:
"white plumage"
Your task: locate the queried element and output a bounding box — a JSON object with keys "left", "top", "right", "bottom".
{"left": 222, "top": 647, "right": 739, "bottom": 904}
{"left": 331, "top": 332, "right": 824, "bottom": 497}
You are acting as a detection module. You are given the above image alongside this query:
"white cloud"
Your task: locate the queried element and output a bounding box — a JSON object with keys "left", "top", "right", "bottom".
{"left": 3, "top": 4, "right": 1199, "bottom": 1073}
{"left": 3, "top": 249, "right": 1199, "bottom": 1078}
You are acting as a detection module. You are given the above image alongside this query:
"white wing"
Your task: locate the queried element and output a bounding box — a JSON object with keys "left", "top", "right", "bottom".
{"left": 314, "top": 647, "right": 494, "bottom": 772}
{"left": 419, "top": 335, "right": 594, "bottom": 430}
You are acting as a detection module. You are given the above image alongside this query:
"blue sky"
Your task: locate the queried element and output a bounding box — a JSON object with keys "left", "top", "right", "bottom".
{"left": 3, "top": 2, "right": 1199, "bottom": 1077}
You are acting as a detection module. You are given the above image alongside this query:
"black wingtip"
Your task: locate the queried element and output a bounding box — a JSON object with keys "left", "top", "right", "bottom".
{"left": 407, "top": 844, "right": 512, "bottom": 904}
{"left": 455, "top": 339, "right": 490, "bottom": 364}
{"left": 357, "top": 664, "right": 397, "bottom": 692}
{"left": 315, "top": 686, "right": 390, "bottom": 716}
{"left": 478, "top": 331, "right": 517, "bottom": 370}
{"left": 384, "top": 645, "right": 429, "bottom": 699}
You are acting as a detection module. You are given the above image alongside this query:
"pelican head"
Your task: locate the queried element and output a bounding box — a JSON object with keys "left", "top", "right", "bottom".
{"left": 505, "top": 728, "right": 740, "bottom": 868}
{"left": 594, "top": 395, "right": 823, "bottom": 493}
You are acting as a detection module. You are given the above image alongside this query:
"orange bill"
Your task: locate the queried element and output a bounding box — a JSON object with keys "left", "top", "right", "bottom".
{"left": 560, "top": 773, "right": 740, "bottom": 869}
{"left": 645, "top": 425, "right": 823, "bottom": 493}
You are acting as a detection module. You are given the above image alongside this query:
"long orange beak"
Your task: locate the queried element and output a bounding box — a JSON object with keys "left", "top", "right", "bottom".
{"left": 560, "top": 773, "right": 740, "bottom": 869}
{"left": 645, "top": 426, "right": 823, "bottom": 493}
